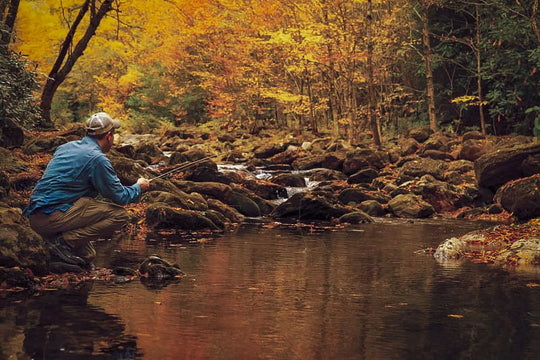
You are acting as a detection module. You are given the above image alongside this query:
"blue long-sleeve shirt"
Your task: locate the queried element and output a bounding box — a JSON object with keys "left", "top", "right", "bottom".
{"left": 23, "top": 136, "right": 141, "bottom": 216}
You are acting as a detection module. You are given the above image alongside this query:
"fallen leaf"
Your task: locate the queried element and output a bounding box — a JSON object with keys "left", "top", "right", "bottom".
{"left": 448, "top": 314, "right": 464, "bottom": 319}
{"left": 526, "top": 283, "right": 539, "bottom": 288}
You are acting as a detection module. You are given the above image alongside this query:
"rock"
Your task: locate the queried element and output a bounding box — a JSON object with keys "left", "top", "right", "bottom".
{"left": 133, "top": 143, "right": 163, "bottom": 164}
{"left": 308, "top": 169, "right": 347, "bottom": 181}
{"left": 338, "top": 211, "right": 374, "bottom": 224}
{"left": 292, "top": 153, "right": 342, "bottom": 171}
{"left": 494, "top": 175, "right": 540, "bottom": 220}
{"left": 227, "top": 191, "right": 261, "bottom": 217}
{"left": 0, "top": 171, "right": 9, "bottom": 200}
{"left": 399, "top": 158, "right": 448, "bottom": 181}
{"left": 338, "top": 188, "right": 382, "bottom": 205}
{"left": 270, "top": 173, "right": 307, "bottom": 187}
{"left": 207, "top": 199, "right": 245, "bottom": 223}
{"left": 0, "top": 206, "right": 48, "bottom": 275}
{"left": 408, "top": 127, "right": 432, "bottom": 143}
{"left": 420, "top": 149, "right": 454, "bottom": 161}
{"left": 183, "top": 161, "right": 230, "bottom": 183}
{"left": 218, "top": 133, "right": 236, "bottom": 142}
{"left": 459, "top": 139, "right": 493, "bottom": 161}
{"left": 387, "top": 194, "right": 435, "bottom": 218}
{"left": 359, "top": 200, "right": 386, "bottom": 216}
{"left": 109, "top": 155, "right": 152, "bottom": 185}
{"left": 22, "top": 135, "right": 68, "bottom": 155}
{"left": 144, "top": 190, "right": 208, "bottom": 211}
{"left": 462, "top": 130, "right": 485, "bottom": 142}
{"left": 145, "top": 204, "right": 221, "bottom": 230}
{"left": 173, "top": 180, "right": 233, "bottom": 203}
{"left": 474, "top": 142, "right": 540, "bottom": 191}
{"left": 254, "top": 143, "right": 286, "bottom": 159}
{"left": 241, "top": 178, "right": 288, "bottom": 200}
{"left": 230, "top": 185, "right": 275, "bottom": 216}
{"left": 398, "top": 138, "right": 420, "bottom": 156}
{"left": 521, "top": 154, "right": 540, "bottom": 177}
{"left": 434, "top": 237, "right": 468, "bottom": 259}
{"left": 494, "top": 238, "right": 540, "bottom": 265}
{"left": 268, "top": 149, "right": 301, "bottom": 165}
{"left": 409, "top": 175, "right": 475, "bottom": 212}
{"left": 418, "top": 134, "right": 451, "bottom": 154}
{"left": 0, "top": 266, "right": 37, "bottom": 289}
{"left": 342, "top": 149, "right": 388, "bottom": 175}
{"left": 271, "top": 192, "right": 349, "bottom": 220}
{"left": 347, "top": 168, "right": 379, "bottom": 184}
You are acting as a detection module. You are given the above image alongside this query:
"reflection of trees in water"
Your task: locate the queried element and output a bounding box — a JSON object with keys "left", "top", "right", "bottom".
{"left": 0, "top": 282, "right": 140, "bottom": 359}
{"left": 424, "top": 268, "right": 531, "bottom": 360}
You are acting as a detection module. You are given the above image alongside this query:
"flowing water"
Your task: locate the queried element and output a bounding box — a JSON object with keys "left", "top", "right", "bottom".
{"left": 1, "top": 219, "right": 539, "bottom": 360}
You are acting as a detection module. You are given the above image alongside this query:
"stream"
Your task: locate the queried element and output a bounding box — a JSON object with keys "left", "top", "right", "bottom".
{"left": 1, "top": 219, "right": 539, "bottom": 359}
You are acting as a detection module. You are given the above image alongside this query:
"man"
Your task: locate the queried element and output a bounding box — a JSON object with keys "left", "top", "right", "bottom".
{"left": 24, "top": 112, "right": 150, "bottom": 270}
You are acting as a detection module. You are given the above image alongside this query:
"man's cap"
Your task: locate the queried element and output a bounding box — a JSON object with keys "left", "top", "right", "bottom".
{"left": 85, "top": 112, "right": 121, "bottom": 135}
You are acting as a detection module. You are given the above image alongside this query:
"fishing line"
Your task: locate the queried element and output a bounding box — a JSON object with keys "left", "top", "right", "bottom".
{"left": 149, "top": 153, "right": 219, "bottom": 182}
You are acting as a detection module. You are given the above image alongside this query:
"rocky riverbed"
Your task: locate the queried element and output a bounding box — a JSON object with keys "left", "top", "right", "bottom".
{"left": 1, "top": 123, "right": 540, "bottom": 289}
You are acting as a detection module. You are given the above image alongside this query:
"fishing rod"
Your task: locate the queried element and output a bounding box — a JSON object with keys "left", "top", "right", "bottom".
{"left": 149, "top": 153, "right": 220, "bottom": 182}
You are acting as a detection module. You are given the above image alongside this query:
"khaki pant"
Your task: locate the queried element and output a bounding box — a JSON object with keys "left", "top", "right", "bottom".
{"left": 29, "top": 197, "right": 129, "bottom": 261}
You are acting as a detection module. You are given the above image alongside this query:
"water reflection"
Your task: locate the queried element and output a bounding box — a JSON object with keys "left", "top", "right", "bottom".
{"left": 1, "top": 220, "right": 540, "bottom": 360}
{"left": 0, "top": 282, "right": 140, "bottom": 359}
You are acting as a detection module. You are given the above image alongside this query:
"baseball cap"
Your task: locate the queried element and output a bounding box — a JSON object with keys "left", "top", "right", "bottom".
{"left": 85, "top": 112, "right": 121, "bottom": 135}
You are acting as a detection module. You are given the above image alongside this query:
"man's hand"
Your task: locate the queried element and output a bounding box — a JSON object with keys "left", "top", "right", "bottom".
{"left": 137, "top": 177, "right": 150, "bottom": 192}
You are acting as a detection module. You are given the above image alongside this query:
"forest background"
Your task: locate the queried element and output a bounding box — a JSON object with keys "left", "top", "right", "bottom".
{"left": 1, "top": 0, "right": 539, "bottom": 146}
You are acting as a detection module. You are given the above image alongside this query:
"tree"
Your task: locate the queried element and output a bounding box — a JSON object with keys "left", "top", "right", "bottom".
{"left": 0, "top": 0, "right": 20, "bottom": 48}
{"left": 39, "top": 0, "right": 114, "bottom": 128}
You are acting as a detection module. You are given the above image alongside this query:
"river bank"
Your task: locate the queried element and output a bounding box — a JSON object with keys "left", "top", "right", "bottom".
{"left": 1, "top": 122, "right": 540, "bottom": 290}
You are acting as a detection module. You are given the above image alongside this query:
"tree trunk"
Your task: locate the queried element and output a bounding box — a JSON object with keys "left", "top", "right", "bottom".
{"left": 39, "top": 0, "right": 114, "bottom": 128}
{"left": 475, "top": 5, "right": 486, "bottom": 136}
{"left": 367, "top": 0, "right": 382, "bottom": 148}
{"left": 0, "top": 0, "right": 20, "bottom": 48}
{"left": 422, "top": 3, "right": 438, "bottom": 132}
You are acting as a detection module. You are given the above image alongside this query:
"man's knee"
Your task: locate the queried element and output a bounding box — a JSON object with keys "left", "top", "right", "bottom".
{"left": 110, "top": 206, "right": 129, "bottom": 227}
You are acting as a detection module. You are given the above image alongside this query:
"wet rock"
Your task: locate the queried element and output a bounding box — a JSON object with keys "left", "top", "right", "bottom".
{"left": 270, "top": 173, "right": 307, "bottom": 188}
{"left": 474, "top": 142, "right": 540, "bottom": 192}
{"left": 174, "top": 180, "right": 233, "bottom": 203}
{"left": 434, "top": 237, "right": 468, "bottom": 259}
{"left": 359, "top": 200, "right": 386, "bottom": 217}
{"left": 183, "top": 161, "right": 230, "bottom": 183}
{"left": 387, "top": 194, "right": 434, "bottom": 218}
{"left": 494, "top": 175, "right": 540, "bottom": 220}
{"left": 133, "top": 143, "right": 163, "bottom": 165}
{"left": 308, "top": 169, "right": 347, "bottom": 181}
{"left": 144, "top": 190, "right": 208, "bottom": 211}
{"left": 227, "top": 191, "right": 261, "bottom": 217}
{"left": 139, "top": 255, "right": 184, "bottom": 280}
{"left": 338, "top": 211, "right": 374, "bottom": 224}
{"left": 0, "top": 266, "right": 37, "bottom": 289}
{"left": 271, "top": 192, "right": 349, "bottom": 221}
{"left": 145, "top": 204, "right": 221, "bottom": 230}
{"left": 207, "top": 198, "right": 245, "bottom": 223}
{"left": 347, "top": 168, "right": 379, "bottom": 184}
{"left": 22, "top": 135, "right": 68, "bottom": 155}
{"left": 241, "top": 178, "right": 288, "bottom": 200}
{"left": 494, "top": 238, "right": 540, "bottom": 265}
{"left": 0, "top": 205, "right": 48, "bottom": 275}
{"left": 338, "top": 188, "right": 383, "bottom": 205}
{"left": 109, "top": 155, "right": 153, "bottom": 186}
{"left": 409, "top": 175, "right": 475, "bottom": 212}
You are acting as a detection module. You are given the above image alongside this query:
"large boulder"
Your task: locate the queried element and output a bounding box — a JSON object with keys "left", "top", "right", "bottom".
{"left": 0, "top": 206, "right": 48, "bottom": 275}
{"left": 271, "top": 192, "right": 350, "bottom": 220}
{"left": 342, "top": 149, "right": 388, "bottom": 175}
{"left": 494, "top": 174, "right": 540, "bottom": 220}
{"left": 474, "top": 142, "right": 540, "bottom": 192}
{"left": 408, "top": 127, "right": 433, "bottom": 143}
{"left": 387, "top": 194, "right": 435, "bottom": 218}
{"left": 270, "top": 173, "right": 307, "bottom": 188}
{"left": 338, "top": 211, "right": 374, "bottom": 224}
{"left": 144, "top": 190, "right": 208, "bottom": 211}
{"left": 207, "top": 199, "right": 245, "bottom": 223}
{"left": 145, "top": 204, "right": 221, "bottom": 230}
{"left": 292, "top": 153, "right": 343, "bottom": 171}
{"left": 399, "top": 158, "right": 448, "bottom": 181}
{"left": 254, "top": 143, "right": 286, "bottom": 159}
{"left": 173, "top": 180, "right": 233, "bottom": 203}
